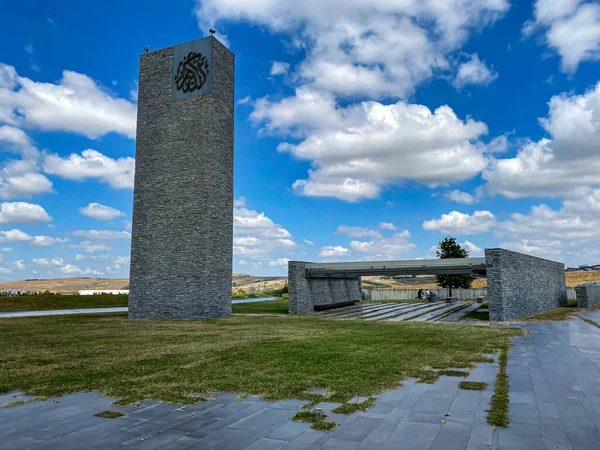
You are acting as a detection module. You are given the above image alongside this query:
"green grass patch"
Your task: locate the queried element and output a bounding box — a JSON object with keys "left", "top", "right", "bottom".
{"left": 520, "top": 307, "right": 578, "bottom": 322}
{"left": 232, "top": 299, "right": 288, "bottom": 314}
{"left": 0, "top": 294, "right": 129, "bottom": 312}
{"left": 458, "top": 381, "right": 488, "bottom": 391}
{"left": 461, "top": 310, "right": 489, "bottom": 321}
{"left": 95, "top": 410, "right": 125, "bottom": 419}
{"left": 332, "top": 397, "right": 376, "bottom": 414}
{"left": 488, "top": 347, "right": 509, "bottom": 428}
{"left": 292, "top": 410, "right": 339, "bottom": 431}
{"left": 439, "top": 369, "right": 469, "bottom": 377}
{"left": 311, "top": 420, "right": 339, "bottom": 432}
{"left": 0, "top": 314, "right": 522, "bottom": 423}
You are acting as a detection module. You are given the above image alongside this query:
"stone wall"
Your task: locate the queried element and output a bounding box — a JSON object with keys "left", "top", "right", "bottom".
{"left": 129, "top": 37, "right": 234, "bottom": 319}
{"left": 288, "top": 261, "right": 362, "bottom": 313}
{"left": 485, "top": 248, "right": 567, "bottom": 321}
{"left": 575, "top": 282, "right": 600, "bottom": 308}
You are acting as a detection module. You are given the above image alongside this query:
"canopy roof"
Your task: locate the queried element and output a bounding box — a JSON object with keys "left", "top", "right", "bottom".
{"left": 304, "top": 257, "right": 487, "bottom": 277}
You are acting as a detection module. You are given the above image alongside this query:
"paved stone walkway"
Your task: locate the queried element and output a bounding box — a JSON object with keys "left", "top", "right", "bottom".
{"left": 2, "top": 316, "right": 600, "bottom": 449}
{"left": 0, "top": 307, "right": 129, "bottom": 318}
{"left": 312, "top": 301, "right": 480, "bottom": 323}
{"left": 0, "top": 298, "right": 278, "bottom": 319}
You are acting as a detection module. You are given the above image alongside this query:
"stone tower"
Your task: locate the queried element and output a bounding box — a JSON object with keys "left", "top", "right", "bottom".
{"left": 129, "top": 36, "right": 234, "bottom": 319}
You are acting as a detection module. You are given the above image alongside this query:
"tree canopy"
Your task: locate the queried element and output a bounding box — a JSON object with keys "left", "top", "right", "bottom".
{"left": 435, "top": 236, "right": 474, "bottom": 296}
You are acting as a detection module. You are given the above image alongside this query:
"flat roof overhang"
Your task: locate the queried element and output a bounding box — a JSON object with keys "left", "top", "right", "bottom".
{"left": 304, "top": 257, "right": 487, "bottom": 278}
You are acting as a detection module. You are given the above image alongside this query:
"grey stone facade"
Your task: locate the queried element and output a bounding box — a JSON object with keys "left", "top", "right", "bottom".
{"left": 129, "top": 37, "right": 234, "bottom": 319}
{"left": 288, "top": 261, "right": 362, "bottom": 313}
{"left": 575, "top": 282, "right": 600, "bottom": 308}
{"left": 485, "top": 248, "right": 567, "bottom": 321}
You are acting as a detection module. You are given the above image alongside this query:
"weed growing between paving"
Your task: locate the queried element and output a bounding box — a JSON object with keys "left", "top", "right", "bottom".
{"left": 488, "top": 348, "right": 509, "bottom": 428}
{"left": 0, "top": 314, "right": 522, "bottom": 428}
{"left": 95, "top": 410, "right": 125, "bottom": 419}
{"left": 458, "top": 381, "right": 488, "bottom": 391}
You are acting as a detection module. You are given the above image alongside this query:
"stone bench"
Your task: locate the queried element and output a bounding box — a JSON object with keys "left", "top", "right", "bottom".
{"left": 445, "top": 297, "right": 458, "bottom": 303}
{"left": 476, "top": 296, "right": 485, "bottom": 304}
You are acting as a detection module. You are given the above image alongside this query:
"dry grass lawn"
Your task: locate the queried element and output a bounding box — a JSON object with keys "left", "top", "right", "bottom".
{"left": 0, "top": 314, "right": 522, "bottom": 426}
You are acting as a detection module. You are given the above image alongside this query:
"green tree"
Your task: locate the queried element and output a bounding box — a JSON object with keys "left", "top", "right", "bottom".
{"left": 435, "top": 236, "right": 474, "bottom": 297}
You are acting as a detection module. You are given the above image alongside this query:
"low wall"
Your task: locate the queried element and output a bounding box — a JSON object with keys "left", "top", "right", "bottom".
{"left": 363, "top": 288, "right": 488, "bottom": 301}
{"left": 362, "top": 287, "right": 576, "bottom": 301}
{"left": 485, "top": 248, "right": 567, "bottom": 321}
{"left": 575, "top": 282, "right": 600, "bottom": 308}
{"left": 80, "top": 290, "right": 129, "bottom": 295}
{"left": 288, "top": 261, "right": 362, "bottom": 313}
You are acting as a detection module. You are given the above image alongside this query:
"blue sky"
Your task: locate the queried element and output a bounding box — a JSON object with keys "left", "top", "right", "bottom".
{"left": 0, "top": 0, "right": 599, "bottom": 279}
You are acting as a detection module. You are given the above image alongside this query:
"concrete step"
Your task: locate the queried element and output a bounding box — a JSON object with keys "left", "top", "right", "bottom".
{"left": 435, "top": 303, "right": 480, "bottom": 322}
{"left": 385, "top": 303, "right": 452, "bottom": 322}
{"left": 410, "top": 303, "right": 470, "bottom": 322}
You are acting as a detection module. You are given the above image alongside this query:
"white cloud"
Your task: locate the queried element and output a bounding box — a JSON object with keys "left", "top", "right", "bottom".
{"left": 1, "top": 247, "right": 12, "bottom": 252}
{"left": 196, "top": 0, "right": 509, "bottom": 99}
{"left": 12, "top": 260, "right": 25, "bottom": 270}
{"left": 253, "top": 91, "right": 489, "bottom": 202}
{"left": 452, "top": 54, "right": 498, "bottom": 89}
{"left": 233, "top": 202, "right": 297, "bottom": 261}
{"left": 335, "top": 225, "right": 381, "bottom": 239}
{"left": 444, "top": 186, "right": 485, "bottom": 205}
{"left": 0, "top": 173, "right": 54, "bottom": 199}
{"left": 75, "top": 254, "right": 85, "bottom": 261}
{"left": 379, "top": 222, "right": 396, "bottom": 231}
{"left": 237, "top": 96, "right": 252, "bottom": 105}
{"left": 461, "top": 240, "right": 483, "bottom": 256}
{"left": 43, "top": 149, "right": 135, "bottom": 189}
{"left": 32, "top": 257, "right": 64, "bottom": 267}
{"left": 523, "top": 0, "right": 600, "bottom": 73}
{"left": 422, "top": 210, "right": 496, "bottom": 235}
{"left": 0, "top": 124, "right": 32, "bottom": 147}
{"left": 485, "top": 82, "right": 600, "bottom": 198}
{"left": 71, "top": 240, "right": 111, "bottom": 254}
{"left": 0, "top": 202, "right": 51, "bottom": 224}
{"left": 30, "top": 236, "right": 69, "bottom": 247}
{"left": 319, "top": 245, "right": 351, "bottom": 258}
{"left": 304, "top": 239, "right": 314, "bottom": 245}
{"left": 0, "top": 229, "right": 32, "bottom": 242}
{"left": 60, "top": 264, "right": 103, "bottom": 276}
{"left": 0, "top": 126, "right": 54, "bottom": 200}
{"left": 79, "top": 203, "right": 125, "bottom": 221}
{"left": 268, "top": 257, "right": 290, "bottom": 266}
{"left": 349, "top": 233, "right": 416, "bottom": 260}
{"left": 72, "top": 230, "right": 131, "bottom": 240}
{"left": 270, "top": 61, "right": 290, "bottom": 76}
{"left": 0, "top": 63, "right": 136, "bottom": 138}
{"left": 196, "top": 0, "right": 510, "bottom": 203}
{"left": 24, "top": 44, "right": 34, "bottom": 55}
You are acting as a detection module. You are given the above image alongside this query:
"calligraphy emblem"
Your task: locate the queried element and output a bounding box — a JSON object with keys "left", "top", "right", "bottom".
{"left": 174, "top": 51, "right": 210, "bottom": 93}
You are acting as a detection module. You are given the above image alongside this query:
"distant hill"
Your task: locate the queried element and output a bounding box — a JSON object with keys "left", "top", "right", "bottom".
{"left": 0, "top": 274, "right": 287, "bottom": 294}
{"left": 1, "top": 270, "right": 596, "bottom": 293}
{"left": 0, "top": 278, "right": 130, "bottom": 293}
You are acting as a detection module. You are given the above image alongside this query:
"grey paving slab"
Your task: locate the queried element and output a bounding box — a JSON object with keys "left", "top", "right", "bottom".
{"left": 0, "top": 307, "right": 128, "bottom": 318}
{"left": 363, "top": 303, "right": 432, "bottom": 321}
{"left": 436, "top": 303, "right": 480, "bottom": 322}
{"left": 385, "top": 303, "right": 450, "bottom": 322}
{"left": 411, "top": 303, "right": 470, "bottom": 322}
